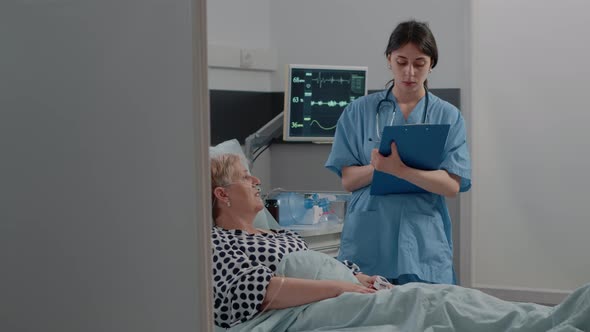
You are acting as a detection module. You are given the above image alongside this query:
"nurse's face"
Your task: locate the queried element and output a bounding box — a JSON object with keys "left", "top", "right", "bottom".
{"left": 387, "top": 42, "right": 432, "bottom": 94}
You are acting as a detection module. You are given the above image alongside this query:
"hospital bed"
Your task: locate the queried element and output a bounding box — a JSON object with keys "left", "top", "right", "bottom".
{"left": 213, "top": 204, "right": 590, "bottom": 331}
{"left": 210, "top": 140, "right": 590, "bottom": 331}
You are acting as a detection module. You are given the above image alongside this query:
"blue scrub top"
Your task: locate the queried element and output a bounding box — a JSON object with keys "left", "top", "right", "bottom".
{"left": 325, "top": 90, "right": 471, "bottom": 284}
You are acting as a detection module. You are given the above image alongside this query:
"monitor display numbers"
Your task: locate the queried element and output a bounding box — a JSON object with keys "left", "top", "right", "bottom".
{"left": 285, "top": 65, "right": 367, "bottom": 141}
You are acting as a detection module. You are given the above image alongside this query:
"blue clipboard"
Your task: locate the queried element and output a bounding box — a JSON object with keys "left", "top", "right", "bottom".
{"left": 370, "top": 124, "right": 450, "bottom": 195}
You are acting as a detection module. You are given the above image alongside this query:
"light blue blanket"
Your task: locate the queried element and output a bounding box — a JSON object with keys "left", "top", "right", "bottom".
{"left": 224, "top": 251, "right": 590, "bottom": 332}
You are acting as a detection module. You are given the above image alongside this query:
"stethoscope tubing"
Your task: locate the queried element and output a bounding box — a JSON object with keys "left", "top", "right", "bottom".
{"left": 375, "top": 86, "right": 429, "bottom": 141}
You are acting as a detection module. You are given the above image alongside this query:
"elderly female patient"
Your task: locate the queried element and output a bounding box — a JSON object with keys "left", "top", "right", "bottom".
{"left": 210, "top": 153, "right": 590, "bottom": 331}
{"left": 211, "top": 153, "right": 386, "bottom": 328}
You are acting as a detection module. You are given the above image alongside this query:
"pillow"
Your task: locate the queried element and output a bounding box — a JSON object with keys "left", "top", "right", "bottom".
{"left": 276, "top": 250, "right": 359, "bottom": 284}
{"left": 210, "top": 139, "right": 280, "bottom": 230}
{"left": 254, "top": 207, "right": 280, "bottom": 230}
{"left": 209, "top": 139, "right": 250, "bottom": 172}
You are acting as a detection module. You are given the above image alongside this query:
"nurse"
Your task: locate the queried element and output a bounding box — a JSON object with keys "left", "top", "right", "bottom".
{"left": 325, "top": 20, "right": 471, "bottom": 285}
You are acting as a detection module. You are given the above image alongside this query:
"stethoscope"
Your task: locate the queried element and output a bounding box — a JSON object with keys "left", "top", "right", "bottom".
{"left": 375, "top": 86, "right": 429, "bottom": 141}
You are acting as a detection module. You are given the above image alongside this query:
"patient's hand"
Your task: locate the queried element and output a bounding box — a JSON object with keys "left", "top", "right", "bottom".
{"left": 355, "top": 273, "right": 376, "bottom": 288}
{"left": 330, "top": 280, "right": 376, "bottom": 295}
{"left": 355, "top": 273, "right": 394, "bottom": 290}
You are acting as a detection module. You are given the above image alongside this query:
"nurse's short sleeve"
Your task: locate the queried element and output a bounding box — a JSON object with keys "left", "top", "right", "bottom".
{"left": 325, "top": 105, "right": 363, "bottom": 177}
{"left": 440, "top": 111, "right": 472, "bottom": 192}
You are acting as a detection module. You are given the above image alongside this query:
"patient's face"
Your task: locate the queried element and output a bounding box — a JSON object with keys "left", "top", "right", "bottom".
{"left": 225, "top": 161, "right": 264, "bottom": 214}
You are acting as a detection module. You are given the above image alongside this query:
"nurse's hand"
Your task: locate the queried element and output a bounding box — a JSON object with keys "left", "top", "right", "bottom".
{"left": 371, "top": 141, "right": 407, "bottom": 177}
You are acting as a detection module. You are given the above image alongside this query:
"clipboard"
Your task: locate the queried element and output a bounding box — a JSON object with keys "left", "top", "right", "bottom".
{"left": 370, "top": 124, "right": 450, "bottom": 195}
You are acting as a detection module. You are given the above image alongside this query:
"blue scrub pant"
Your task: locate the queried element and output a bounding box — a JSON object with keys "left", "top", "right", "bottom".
{"left": 389, "top": 268, "right": 458, "bottom": 285}
{"left": 389, "top": 274, "right": 436, "bottom": 285}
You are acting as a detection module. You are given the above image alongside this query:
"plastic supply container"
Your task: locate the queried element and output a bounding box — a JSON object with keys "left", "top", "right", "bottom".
{"left": 273, "top": 191, "right": 351, "bottom": 226}
{"left": 275, "top": 192, "right": 307, "bottom": 226}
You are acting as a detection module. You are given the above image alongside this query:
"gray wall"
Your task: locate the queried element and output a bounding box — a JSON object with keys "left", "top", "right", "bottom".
{"left": 471, "top": 0, "right": 590, "bottom": 298}
{"left": 269, "top": 0, "right": 469, "bottom": 92}
{"left": 207, "top": 0, "right": 470, "bottom": 92}
{"left": 1, "top": 1, "right": 210, "bottom": 331}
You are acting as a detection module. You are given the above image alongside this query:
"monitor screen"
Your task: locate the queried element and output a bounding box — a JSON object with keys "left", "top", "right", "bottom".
{"left": 283, "top": 64, "right": 368, "bottom": 142}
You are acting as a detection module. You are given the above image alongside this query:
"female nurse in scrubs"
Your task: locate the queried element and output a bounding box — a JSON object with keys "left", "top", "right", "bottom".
{"left": 325, "top": 20, "right": 471, "bottom": 285}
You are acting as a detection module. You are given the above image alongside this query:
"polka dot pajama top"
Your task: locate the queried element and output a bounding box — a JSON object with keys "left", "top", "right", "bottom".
{"left": 211, "top": 226, "right": 308, "bottom": 328}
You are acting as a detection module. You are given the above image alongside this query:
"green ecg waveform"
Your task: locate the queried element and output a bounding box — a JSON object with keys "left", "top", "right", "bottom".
{"left": 309, "top": 120, "right": 336, "bottom": 130}
{"left": 310, "top": 100, "right": 349, "bottom": 107}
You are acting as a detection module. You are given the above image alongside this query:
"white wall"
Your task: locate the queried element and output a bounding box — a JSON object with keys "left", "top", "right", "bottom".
{"left": 472, "top": 0, "right": 590, "bottom": 300}
{"left": 207, "top": 0, "right": 273, "bottom": 91}
{"left": 270, "top": 0, "right": 468, "bottom": 92}
{"left": 207, "top": 0, "right": 469, "bottom": 94}
{"left": 0, "top": 0, "right": 212, "bottom": 330}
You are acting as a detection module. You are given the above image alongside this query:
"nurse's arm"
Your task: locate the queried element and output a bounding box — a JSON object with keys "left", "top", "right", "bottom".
{"left": 398, "top": 168, "right": 461, "bottom": 197}
{"left": 341, "top": 165, "right": 374, "bottom": 192}
{"left": 371, "top": 144, "right": 460, "bottom": 197}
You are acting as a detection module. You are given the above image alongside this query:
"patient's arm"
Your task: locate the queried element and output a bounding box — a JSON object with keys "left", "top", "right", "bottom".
{"left": 341, "top": 165, "right": 374, "bottom": 192}
{"left": 341, "top": 260, "right": 393, "bottom": 290}
{"left": 262, "top": 277, "right": 375, "bottom": 311}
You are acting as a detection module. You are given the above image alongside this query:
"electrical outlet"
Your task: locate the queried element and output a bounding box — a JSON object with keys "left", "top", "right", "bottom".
{"left": 208, "top": 44, "right": 241, "bottom": 69}
{"left": 240, "top": 49, "right": 253, "bottom": 68}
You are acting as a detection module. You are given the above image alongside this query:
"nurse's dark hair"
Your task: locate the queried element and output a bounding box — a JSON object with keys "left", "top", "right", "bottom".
{"left": 384, "top": 20, "right": 438, "bottom": 89}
